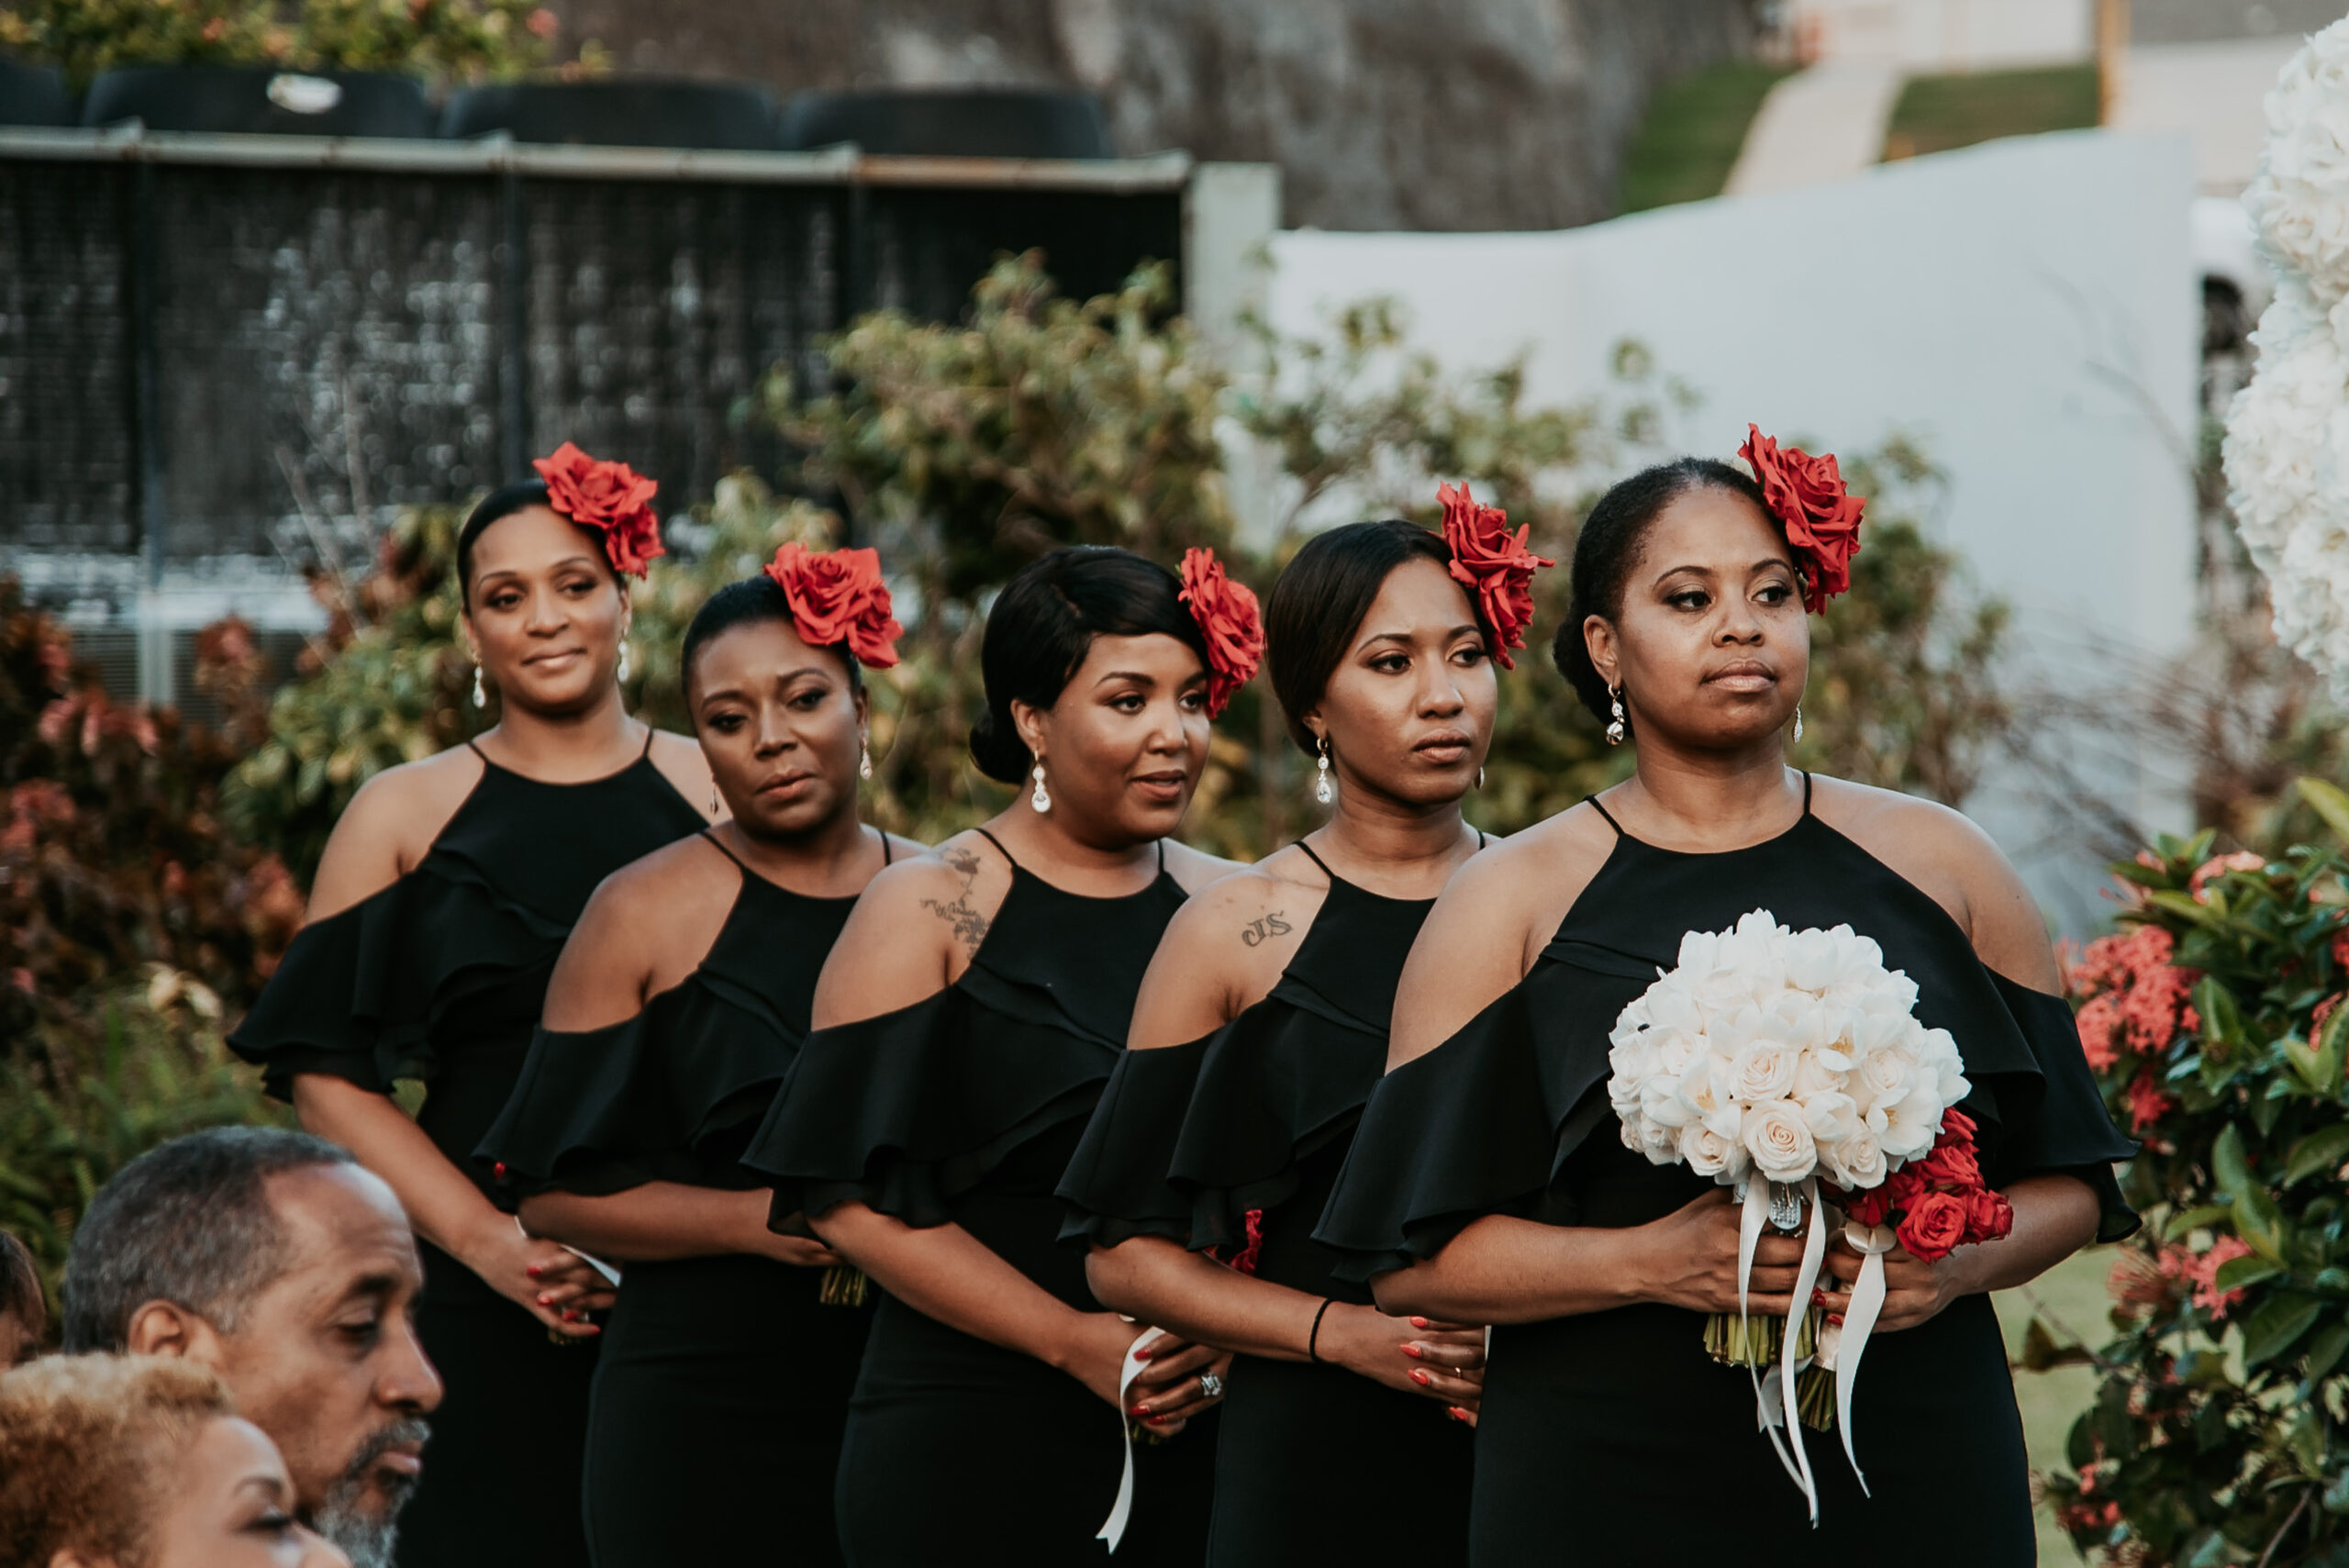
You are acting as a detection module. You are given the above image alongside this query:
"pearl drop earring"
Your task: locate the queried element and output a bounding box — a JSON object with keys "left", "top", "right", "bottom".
{"left": 1606, "top": 685, "right": 1628, "bottom": 747}
{"left": 472, "top": 662, "right": 485, "bottom": 707}
{"left": 1314, "top": 736, "right": 1333, "bottom": 805}
{"left": 1792, "top": 705, "right": 1805, "bottom": 743}
{"left": 1030, "top": 762, "right": 1052, "bottom": 814}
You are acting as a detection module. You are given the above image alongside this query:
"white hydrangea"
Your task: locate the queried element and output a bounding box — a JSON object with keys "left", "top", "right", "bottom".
{"left": 2226, "top": 19, "right": 2349, "bottom": 703}
{"left": 1606, "top": 909, "right": 1969, "bottom": 1195}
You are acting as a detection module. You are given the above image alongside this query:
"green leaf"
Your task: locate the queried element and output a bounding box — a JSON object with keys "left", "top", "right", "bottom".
{"left": 2243, "top": 1291, "right": 2323, "bottom": 1367}
{"left": 2299, "top": 777, "right": 2349, "bottom": 847}
{"left": 2288, "top": 1125, "right": 2349, "bottom": 1186}
{"left": 2215, "top": 1122, "right": 2256, "bottom": 1202}
{"left": 2147, "top": 890, "right": 2221, "bottom": 929}
{"left": 2166, "top": 1205, "right": 2235, "bottom": 1240}
{"left": 2216, "top": 1254, "right": 2286, "bottom": 1294}
{"left": 2308, "top": 1318, "right": 2349, "bottom": 1380}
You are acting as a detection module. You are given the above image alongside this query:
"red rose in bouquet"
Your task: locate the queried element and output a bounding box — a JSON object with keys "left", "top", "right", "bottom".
{"left": 1831, "top": 1109, "right": 2012, "bottom": 1262}
{"left": 1178, "top": 547, "right": 1264, "bottom": 718}
{"left": 1738, "top": 426, "right": 1865, "bottom": 614}
{"left": 1437, "top": 481, "right": 1553, "bottom": 670}
{"left": 532, "top": 441, "right": 665, "bottom": 578}
{"left": 763, "top": 542, "right": 904, "bottom": 668}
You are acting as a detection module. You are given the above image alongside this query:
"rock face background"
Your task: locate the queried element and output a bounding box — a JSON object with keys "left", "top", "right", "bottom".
{"left": 546, "top": 0, "right": 1760, "bottom": 230}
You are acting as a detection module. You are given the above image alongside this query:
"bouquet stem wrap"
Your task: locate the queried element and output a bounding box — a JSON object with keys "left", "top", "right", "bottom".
{"left": 1097, "top": 1326, "right": 1164, "bottom": 1551}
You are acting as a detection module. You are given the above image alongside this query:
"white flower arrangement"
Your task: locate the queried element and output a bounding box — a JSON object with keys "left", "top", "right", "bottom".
{"left": 1607, "top": 910, "right": 1970, "bottom": 1195}
{"left": 2225, "top": 19, "right": 2349, "bottom": 703}
{"left": 1604, "top": 908, "right": 1974, "bottom": 1521}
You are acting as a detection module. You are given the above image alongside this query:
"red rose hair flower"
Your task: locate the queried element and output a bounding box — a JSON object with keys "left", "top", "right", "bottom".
{"left": 1738, "top": 425, "right": 1865, "bottom": 614}
{"left": 1178, "top": 547, "right": 1264, "bottom": 718}
{"left": 531, "top": 441, "right": 665, "bottom": 579}
{"left": 1437, "top": 482, "right": 1553, "bottom": 670}
{"left": 763, "top": 542, "right": 904, "bottom": 669}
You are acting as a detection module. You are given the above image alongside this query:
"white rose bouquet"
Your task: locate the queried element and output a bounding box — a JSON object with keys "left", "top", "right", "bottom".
{"left": 1606, "top": 909, "right": 1977, "bottom": 1520}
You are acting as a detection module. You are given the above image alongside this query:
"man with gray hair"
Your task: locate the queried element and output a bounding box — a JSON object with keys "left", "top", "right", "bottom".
{"left": 63, "top": 1126, "right": 442, "bottom": 1568}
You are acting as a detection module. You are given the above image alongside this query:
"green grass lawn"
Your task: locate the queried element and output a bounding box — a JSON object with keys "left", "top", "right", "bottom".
{"left": 1997, "top": 1246, "right": 2115, "bottom": 1564}
{"left": 1617, "top": 59, "right": 1798, "bottom": 214}
{"left": 1882, "top": 64, "right": 2101, "bottom": 162}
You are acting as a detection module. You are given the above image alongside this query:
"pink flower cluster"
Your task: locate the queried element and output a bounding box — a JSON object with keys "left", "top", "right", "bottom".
{"left": 2070, "top": 926, "right": 2200, "bottom": 1132}
{"left": 2107, "top": 1236, "right": 2254, "bottom": 1321}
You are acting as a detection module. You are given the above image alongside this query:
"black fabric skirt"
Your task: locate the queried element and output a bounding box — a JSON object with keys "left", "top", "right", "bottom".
{"left": 835, "top": 1290, "right": 1217, "bottom": 1568}
{"left": 1205, "top": 1353, "right": 1472, "bottom": 1567}
{"left": 1469, "top": 1291, "right": 2030, "bottom": 1565}
{"left": 398, "top": 1241, "right": 596, "bottom": 1568}
{"left": 584, "top": 1253, "right": 871, "bottom": 1566}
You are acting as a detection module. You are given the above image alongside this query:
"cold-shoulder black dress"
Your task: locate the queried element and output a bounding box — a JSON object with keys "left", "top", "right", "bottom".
{"left": 1313, "top": 781, "right": 2138, "bottom": 1566}
{"left": 743, "top": 830, "right": 1217, "bottom": 1567}
{"left": 228, "top": 732, "right": 705, "bottom": 1568}
{"left": 1059, "top": 840, "right": 1475, "bottom": 1567}
{"left": 476, "top": 828, "right": 889, "bottom": 1566}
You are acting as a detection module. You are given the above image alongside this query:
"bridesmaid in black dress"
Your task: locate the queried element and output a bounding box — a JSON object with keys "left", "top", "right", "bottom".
{"left": 1063, "top": 516, "right": 1523, "bottom": 1565}
{"left": 744, "top": 545, "right": 1256, "bottom": 1566}
{"left": 1314, "top": 448, "right": 2138, "bottom": 1565}
{"left": 476, "top": 547, "right": 919, "bottom": 1566}
{"left": 229, "top": 449, "right": 717, "bottom": 1568}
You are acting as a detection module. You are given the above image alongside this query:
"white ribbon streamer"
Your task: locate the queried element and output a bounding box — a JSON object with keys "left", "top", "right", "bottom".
{"left": 515, "top": 1214, "right": 621, "bottom": 1287}
{"left": 1735, "top": 1178, "right": 1828, "bottom": 1526}
{"left": 1833, "top": 1222, "right": 1898, "bottom": 1496}
{"left": 1097, "top": 1326, "right": 1164, "bottom": 1552}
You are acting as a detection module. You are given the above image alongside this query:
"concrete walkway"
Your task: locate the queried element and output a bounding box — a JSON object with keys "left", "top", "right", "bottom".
{"left": 2110, "top": 36, "right": 2303, "bottom": 195}
{"left": 1725, "top": 62, "right": 1907, "bottom": 195}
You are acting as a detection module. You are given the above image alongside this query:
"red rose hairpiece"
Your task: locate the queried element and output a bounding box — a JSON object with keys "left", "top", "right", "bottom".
{"left": 1177, "top": 547, "right": 1264, "bottom": 718}
{"left": 1738, "top": 425, "right": 1865, "bottom": 614}
{"left": 763, "top": 542, "right": 904, "bottom": 669}
{"left": 1437, "top": 481, "right": 1554, "bottom": 670}
{"left": 531, "top": 441, "right": 665, "bottom": 579}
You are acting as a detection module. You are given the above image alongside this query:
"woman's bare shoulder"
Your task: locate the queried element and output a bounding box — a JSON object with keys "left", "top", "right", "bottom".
{"left": 1810, "top": 776, "right": 2058, "bottom": 991}
{"left": 645, "top": 728, "right": 718, "bottom": 820}
{"left": 1163, "top": 838, "right": 1249, "bottom": 895}
{"left": 306, "top": 744, "right": 486, "bottom": 920}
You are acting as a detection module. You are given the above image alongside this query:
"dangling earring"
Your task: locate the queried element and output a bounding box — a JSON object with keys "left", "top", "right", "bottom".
{"left": 1030, "top": 761, "right": 1052, "bottom": 814}
{"left": 860, "top": 738, "right": 874, "bottom": 781}
{"left": 1314, "top": 736, "right": 1334, "bottom": 805}
{"left": 709, "top": 780, "right": 720, "bottom": 816}
{"left": 1606, "top": 684, "right": 1628, "bottom": 747}
{"left": 1476, "top": 766, "right": 1486, "bottom": 790}
{"left": 617, "top": 639, "right": 631, "bottom": 683}
{"left": 1792, "top": 704, "right": 1805, "bottom": 743}
{"left": 472, "top": 661, "right": 486, "bottom": 707}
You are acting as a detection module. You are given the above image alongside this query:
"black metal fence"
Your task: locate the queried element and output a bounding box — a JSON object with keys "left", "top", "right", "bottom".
{"left": 0, "top": 133, "right": 1190, "bottom": 563}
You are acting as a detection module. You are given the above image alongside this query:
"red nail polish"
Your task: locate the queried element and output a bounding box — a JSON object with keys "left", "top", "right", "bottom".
{"left": 1410, "top": 1370, "right": 1431, "bottom": 1386}
{"left": 1133, "top": 1345, "right": 1153, "bottom": 1361}
{"left": 1410, "top": 1317, "right": 1431, "bottom": 1329}
{"left": 1401, "top": 1342, "right": 1424, "bottom": 1358}
{"left": 1448, "top": 1407, "right": 1468, "bottom": 1422}
{"left": 526, "top": 1264, "right": 542, "bottom": 1278}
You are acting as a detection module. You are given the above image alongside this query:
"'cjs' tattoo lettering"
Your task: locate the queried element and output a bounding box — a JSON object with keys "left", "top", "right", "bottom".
{"left": 1240, "top": 911, "right": 1293, "bottom": 948}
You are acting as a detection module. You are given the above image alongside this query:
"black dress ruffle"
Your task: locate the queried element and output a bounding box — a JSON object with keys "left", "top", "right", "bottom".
{"left": 476, "top": 837, "right": 873, "bottom": 1568}
{"left": 742, "top": 842, "right": 1216, "bottom": 1568}
{"left": 226, "top": 739, "right": 705, "bottom": 1568}
{"left": 1060, "top": 863, "right": 1475, "bottom": 1567}
{"left": 1312, "top": 795, "right": 2139, "bottom": 1565}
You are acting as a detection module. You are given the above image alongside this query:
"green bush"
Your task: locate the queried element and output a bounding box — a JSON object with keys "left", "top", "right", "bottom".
{"left": 0, "top": 0, "right": 566, "bottom": 87}
{"left": 2042, "top": 783, "right": 2349, "bottom": 1566}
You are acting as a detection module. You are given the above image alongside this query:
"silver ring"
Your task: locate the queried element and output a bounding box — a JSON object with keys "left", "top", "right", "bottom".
{"left": 1198, "top": 1371, "right": 1225, "bottom": 1400}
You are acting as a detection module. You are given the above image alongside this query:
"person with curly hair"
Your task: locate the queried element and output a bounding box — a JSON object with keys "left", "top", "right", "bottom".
{"left": 0, "top": 1352, "right": 349, "bottom": 1568}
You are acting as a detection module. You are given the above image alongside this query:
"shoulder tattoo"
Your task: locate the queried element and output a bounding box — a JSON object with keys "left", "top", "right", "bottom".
{"left": 1239, "top": 910, "right": 1292, "bottom": 949}
{"left": 920, "top": 847, "right": 993, "bottom": 956}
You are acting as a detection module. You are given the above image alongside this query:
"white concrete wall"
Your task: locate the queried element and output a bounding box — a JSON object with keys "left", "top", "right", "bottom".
{"left": 1266, "top": 129, "right": 2199, "bottom": 929}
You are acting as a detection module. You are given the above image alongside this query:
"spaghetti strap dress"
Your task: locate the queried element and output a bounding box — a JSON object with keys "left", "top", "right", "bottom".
{"left": 742, "top": 831, "right": 1217, "bottom": 1568}
{"left": 1059, "top": 840, "right": 1475, "bottom": 1567}
{"left": 1313, "top": 779, "right": 2139, "bottom": 1566}
{"left": 475, "top": 828, "right": 891, "bottom": 1566}
{"left": 227, "top": 731, "right": 706, "bottom": 1568}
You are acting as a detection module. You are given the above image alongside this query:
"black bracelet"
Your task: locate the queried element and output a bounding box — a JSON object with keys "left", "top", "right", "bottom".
{"left": 1307, "top": 1297, "right": 1335, "bottom": 1363}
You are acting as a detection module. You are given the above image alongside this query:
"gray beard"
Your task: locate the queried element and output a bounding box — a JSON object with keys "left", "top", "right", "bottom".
{"left": 311, "top": 1417, "right": 429, "bottom": 1568}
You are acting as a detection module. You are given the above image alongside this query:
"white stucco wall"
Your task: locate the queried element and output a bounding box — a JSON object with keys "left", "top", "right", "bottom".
{"left": 1267, "top": 128, "right": 2199, "bottom": 929}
